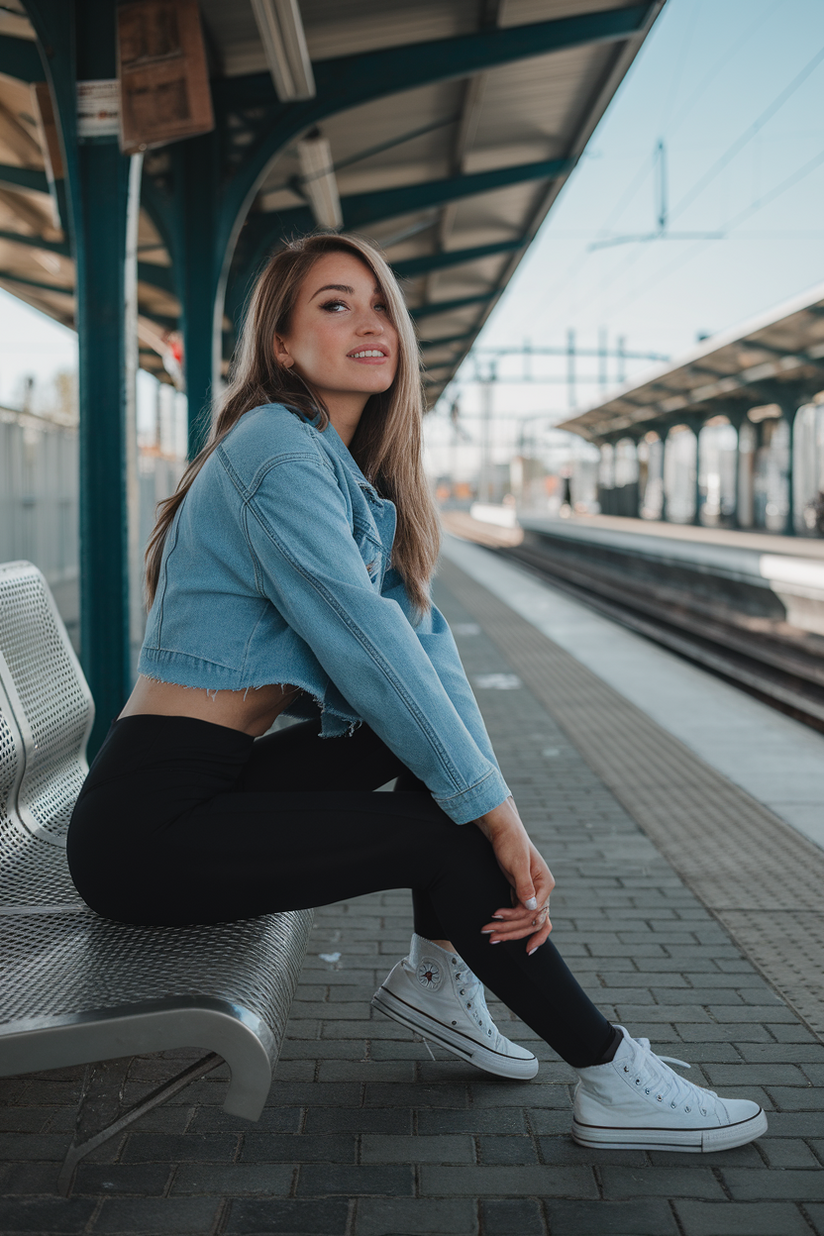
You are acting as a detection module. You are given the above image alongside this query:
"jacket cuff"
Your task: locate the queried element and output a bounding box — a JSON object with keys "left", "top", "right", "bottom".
{"left": 433, "top": 767, "right": 511, "bottom": 825}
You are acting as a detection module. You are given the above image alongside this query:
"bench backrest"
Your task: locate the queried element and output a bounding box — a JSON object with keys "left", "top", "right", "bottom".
{"left": 0, "top": 562, "right": 93, "bottom": 848}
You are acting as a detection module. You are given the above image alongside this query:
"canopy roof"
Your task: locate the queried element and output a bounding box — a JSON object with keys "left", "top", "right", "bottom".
{"left": 558, "top": 281, "right": 824, "bottom": 442}
{"left": 0, "top": 0, "right": 662, "bottom": 402}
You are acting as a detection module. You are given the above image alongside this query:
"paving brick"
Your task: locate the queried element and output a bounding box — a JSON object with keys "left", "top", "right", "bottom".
{"left": 0, "top": 1107, "right": 58, "bottom": 1133}
{"left": 73, "top": 1163, "right": 172, "bottom": 1196}
{"left": 701, "top": 1064, "right": 808, "bottom": 1086}
{"left": 93, "top": 1198, "right": 221, "bottom": 1233}
{"left": 242, "top": 1131, "right": 354, "bottom": 1163}
{"left": 120, "top": 1133, "right": 238, "bottom": 1163}
{"left": 0, "top": 1133, "right": 119, "bottom": 1164}
{"left": 416, "top": 1108, "right": 527, "bottom": 1136}
{"left": 721, "top": 1169, "right": 824, "bottom": 1200}
{"left": 316, "top": 1059, "right": 415, "bottom": 1082}
{"left": 760, "top": 1139, "right": 820, "bottom": 1168}
{"left": 468, "top": 1083, "right": 570, "bottom": 1109}
{"left": 804, "top": 1204, "right": 824, "bottom": 1236}
{"left": 354, "top": 1197, "right": 477, "bottom": 1236}
{"left": 599, "top": 1165, "right": 726, "bottom": 1199}
{"left": 170, "top": 1163, "right": 294, "bottom": 1195}
{"left": 543, "top": 1199, "right": 679, "bottom": 1235}
{"left": 188, "top": 1105, "right": 301, "bottom": 1134}
{"left": 419, "top": 1164, "right": 597, "bottom": 1197}
{"left": 0, "top": 1162, "right": 64, "bottom": 1194}
{"left": 0, "top": 1198, "right": 97, "bottom": 1233}
{"left": 303, "top": 1106, "right": 412, "bottom": 1136}
{"left": 297, "top": 1163, "right": 413, "bottom": 1196}
{"left": 672, "top": 1200, "right": 811, "bottom": 1235}
{"left": 266, "top": 1081, "right": 362, "bottom": 1106}
{"left": 765, "top": 1086, "right": 824, "bottom": 1110}
{"left": 364, "top": 1083, "right": 469, "bottom": 1109}
{"left": 475, "top": 1135, "right": 539, "bottom": 1165}
{"left": 360, "top": 1134, "right": 474, "bottom": 1164}
{"left": 481, "top": 1198, "right": 545, "bottom": 1235}
{"left": 225, "top": 1198, "right": 350, "bottom": 1234}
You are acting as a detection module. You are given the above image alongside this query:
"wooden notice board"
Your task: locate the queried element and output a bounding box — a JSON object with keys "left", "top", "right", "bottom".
{"left": 117, "top": 0, "right": 214, "bottom": 153}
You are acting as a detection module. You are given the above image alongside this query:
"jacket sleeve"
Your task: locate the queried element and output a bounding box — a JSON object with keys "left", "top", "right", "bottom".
{"left": 381, "top": 569, "right": 501, "bottom": 772}
{"left": 240, "top": 453, "right": 511, "bottom": 824}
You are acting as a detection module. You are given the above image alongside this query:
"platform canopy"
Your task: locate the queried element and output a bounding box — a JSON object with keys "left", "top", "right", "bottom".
{"left": 1, "top": 0, "right": 663, "bottom": 748}
{"left": 0, "top": 0, "right": 663, "bottom": 410}
{"left": 558, "top": 281, "right": 824, "bottom": 444}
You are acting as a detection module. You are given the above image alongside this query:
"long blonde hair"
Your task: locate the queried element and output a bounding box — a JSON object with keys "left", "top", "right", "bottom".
{"left": 145, "top": 233, "right": 440, "bottom": 613}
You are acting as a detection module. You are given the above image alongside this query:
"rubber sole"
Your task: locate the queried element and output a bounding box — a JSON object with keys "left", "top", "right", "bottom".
{"left": 372, "top": 985, "right": 539, "bottom": 1080}
{"left": 571, "top": 1107, "right": 768, "bottom": 1152}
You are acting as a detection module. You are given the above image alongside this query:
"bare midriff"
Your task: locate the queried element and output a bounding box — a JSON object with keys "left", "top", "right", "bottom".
{"left": 118, "top": 675, "right": 303, "bottom": 737}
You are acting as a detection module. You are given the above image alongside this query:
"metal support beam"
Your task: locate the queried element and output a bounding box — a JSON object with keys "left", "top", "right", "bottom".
{"left": 392, "top": 239, "right": 523, "bottom": 279}
{"left": 0, "top": 270, "right": 71, "bottom": 293}
{"left": 259, "top": 157, "right": 572, "bottom": 241}
{"left": 0, "top": 33, "right": 44, "bottom": 83}
{"left": 0, "top": 228, "right": 69, "bottom": 254}
{"left": 419, "top": 331, "right": 477, "bottom": 350}
{"left": 24, "top": 0, "right": 140, "bottom": 755}
{"left": 0, "top": 164, "right": 49, "bottom": 192}
{"left": 410, "top": 293, "right": 494, "bottom": 320}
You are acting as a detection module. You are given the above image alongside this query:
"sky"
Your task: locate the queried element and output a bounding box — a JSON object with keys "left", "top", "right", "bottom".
{"left": 1, "top": 0, "right": 823, "bottom": 466}
{"left": 426, "top": 0, "right": 824, "bottom": 476}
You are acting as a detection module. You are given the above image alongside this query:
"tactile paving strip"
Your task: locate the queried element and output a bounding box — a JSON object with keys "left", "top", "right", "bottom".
{"left": 439, "top": 555, "right": 824, "bottom": 1037}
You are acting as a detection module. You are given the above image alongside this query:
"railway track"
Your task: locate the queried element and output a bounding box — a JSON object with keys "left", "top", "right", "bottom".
{"left": 440, "top": 511, "right": 824, "bottom": 732}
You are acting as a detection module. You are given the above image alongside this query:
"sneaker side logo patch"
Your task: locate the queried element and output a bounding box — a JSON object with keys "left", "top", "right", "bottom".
{"left": 416, "top": 958, "right": 443, "bottom": 990}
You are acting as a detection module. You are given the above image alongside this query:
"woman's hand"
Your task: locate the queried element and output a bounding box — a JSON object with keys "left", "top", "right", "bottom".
{"left": 474, "top": 798, "right": 555, "bottom": 954}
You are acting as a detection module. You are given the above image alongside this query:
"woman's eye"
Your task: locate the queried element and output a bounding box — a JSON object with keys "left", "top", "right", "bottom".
{"left": 320, "top": 299, "right": 348, "bottom": 312}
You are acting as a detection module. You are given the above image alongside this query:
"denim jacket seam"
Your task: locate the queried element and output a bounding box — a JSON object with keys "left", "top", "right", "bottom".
{"left": 246, "top": 500, "right": 469, "bottom": 793}
{"left": 432, "top": 766, "right": 498, "bottom": 803}
{"left": 218, "top": 443, "right": 334, "bottom": 505}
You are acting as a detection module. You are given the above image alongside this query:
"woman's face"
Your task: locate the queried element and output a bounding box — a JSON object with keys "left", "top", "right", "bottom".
{"left": 275, "top": 251, "right": 399, "bottom": 412}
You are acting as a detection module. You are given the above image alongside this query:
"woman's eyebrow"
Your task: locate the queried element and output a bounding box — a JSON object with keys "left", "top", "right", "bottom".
{"left": 309, "top": 283, "right": 353, "bottom": 301}
{"left": 308, "top": 283, "right": 383, "bottom": 301}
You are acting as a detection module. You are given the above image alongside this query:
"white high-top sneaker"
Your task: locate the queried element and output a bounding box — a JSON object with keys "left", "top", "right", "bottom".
{"left": 572, "top": 1026, "right": 767, "bottom": 1152}
{"left": 372, "top": 934, "right": 539, "bottom": 1080}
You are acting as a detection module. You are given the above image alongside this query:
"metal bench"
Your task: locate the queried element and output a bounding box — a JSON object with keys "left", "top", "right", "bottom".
{"left": 0, "top": 560, "right": 313, "bottom": 1195}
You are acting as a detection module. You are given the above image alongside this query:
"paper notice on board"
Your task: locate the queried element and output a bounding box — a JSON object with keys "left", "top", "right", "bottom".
{"left": 77, "top": 80, "right": 120, "bottom": 138}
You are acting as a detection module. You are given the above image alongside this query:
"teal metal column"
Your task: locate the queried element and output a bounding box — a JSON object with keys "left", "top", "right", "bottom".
{"left": 168, "top": 135, "right": 222, "bottom": 458}
{"left": 25, "top": 0, "right": 139, "bottom": 753}
{"left": 660, "top": 428, "right": 669, "bottom": 522}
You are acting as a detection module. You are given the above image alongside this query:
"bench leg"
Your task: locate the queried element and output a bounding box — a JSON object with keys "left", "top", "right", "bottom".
{"left": 57, "top": 1052, "right": 222, "bottom": 1196}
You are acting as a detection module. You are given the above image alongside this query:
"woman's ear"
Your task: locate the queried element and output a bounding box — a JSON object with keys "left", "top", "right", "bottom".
{"left": 274, "top": 334, "right": 294, "bottom": 369}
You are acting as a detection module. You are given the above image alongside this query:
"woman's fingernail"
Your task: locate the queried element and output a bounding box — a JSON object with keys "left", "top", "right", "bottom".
{"left": 528, "top": 946, "right": 538, "bottom": 956}
{"left": 490, "top": 939, "right": 501, "bottom": 945}
{"left": 525, "top": 897, "right": 538, "bottom": 911}
{"left": 481, "top": 929, "right": 494, "bottom": 935}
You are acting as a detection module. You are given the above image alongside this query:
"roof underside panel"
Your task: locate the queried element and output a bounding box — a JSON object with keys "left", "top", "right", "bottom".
{"left": 0, "top": 0, "right": 663, "bottom": 394}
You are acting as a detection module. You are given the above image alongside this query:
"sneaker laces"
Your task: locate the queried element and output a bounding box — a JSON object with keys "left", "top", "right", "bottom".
{"left": 454, "top": 965, "right": 504, "bottom": 1049}
{"left": 623, "top": 1037, "right": 719, "bottom": 1116}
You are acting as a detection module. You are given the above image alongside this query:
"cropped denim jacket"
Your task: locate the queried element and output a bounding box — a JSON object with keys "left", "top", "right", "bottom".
{"left": 138, "top": 402, "right": 510, "bottom": 824}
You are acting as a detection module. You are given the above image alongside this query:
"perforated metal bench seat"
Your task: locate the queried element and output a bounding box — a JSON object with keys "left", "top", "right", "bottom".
{"left": 0, "top": 561, "right": 313, "bottom": 1192}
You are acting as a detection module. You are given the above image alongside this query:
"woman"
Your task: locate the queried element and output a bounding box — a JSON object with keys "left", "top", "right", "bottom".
{"left": 68, "top": 233, "right": 766, "bottom": 1153}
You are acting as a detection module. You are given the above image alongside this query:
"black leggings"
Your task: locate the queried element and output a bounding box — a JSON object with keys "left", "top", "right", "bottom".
{"left": 67, "top": 714, "right": 615, "bottom": 1068}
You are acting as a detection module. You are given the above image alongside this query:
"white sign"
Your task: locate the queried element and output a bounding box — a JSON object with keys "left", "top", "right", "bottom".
{"left": 77, "top": 79, "right": 120, "bottom": 138}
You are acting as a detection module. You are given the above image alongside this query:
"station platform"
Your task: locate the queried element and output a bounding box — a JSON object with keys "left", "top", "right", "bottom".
{"left": 1, "top": 541, "right": 823, "bottom": 1236}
